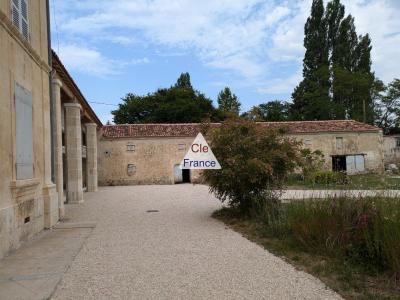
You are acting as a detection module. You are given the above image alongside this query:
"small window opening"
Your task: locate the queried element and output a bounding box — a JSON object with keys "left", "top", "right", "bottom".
{"left": 127, "top": 143, "right": 135, "bottom": 152}
{"left": 332, "top": 155, "right": 346, "bottom": 172}
{"left": 24, "top": 216, "right": 30, "bottom": 223}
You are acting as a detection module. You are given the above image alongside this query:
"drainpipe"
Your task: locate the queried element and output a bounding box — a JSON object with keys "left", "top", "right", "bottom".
{"left": 46, "top": 0, "right": 56, "bottom": 183}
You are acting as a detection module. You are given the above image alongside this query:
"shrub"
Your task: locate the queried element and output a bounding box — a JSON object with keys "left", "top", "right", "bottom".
{"left": 203, "top": 118, "right": 300, "bottom": 215}
{"left": 311, "top": 170, "right": 348, "bottom": 185}
{"left": 298, "top": 149, "right": 325, "bottom": 180}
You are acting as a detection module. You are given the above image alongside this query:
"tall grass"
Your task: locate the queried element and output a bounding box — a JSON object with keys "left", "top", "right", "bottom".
{"left": 263, "top": 197, "right": 400, "bottom": 277}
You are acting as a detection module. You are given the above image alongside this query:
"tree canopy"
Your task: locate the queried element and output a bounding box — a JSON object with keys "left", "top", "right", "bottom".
{"left": 217, "top": 87, "right": 241, "bottom": 116}
{"left": 291, "top": 0, "right": 375, "bottom": 124}
{"left": 112, "top": 73, "right": 221, "bottom": 124}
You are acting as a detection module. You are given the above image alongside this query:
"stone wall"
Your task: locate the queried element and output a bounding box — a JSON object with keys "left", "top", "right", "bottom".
{"left": 98, "top": 130, "right": 384, "bottom": 186}
{"left": 288, "top": 131, "right": 384, "bottom": 173}
{"left": 383, "top": 135, "right": 400, "bottom": 166}
{"left": 0, "top": 1, "right": 57, "bottom": 259}
{"left": 98, "top": 137, "right": 202, "bottom": 186}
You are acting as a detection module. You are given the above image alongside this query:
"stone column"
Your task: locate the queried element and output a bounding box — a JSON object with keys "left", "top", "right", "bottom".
{"left": 64, "top": 103, "right": 83, "bottom": 203}
{"left": 52, "top": 79, "right": 65, "bottom": 217}
{"left": 43, "top": 78, "right": 58, "bottom": 228}
{"left": 85, "top": 123, "right": 98, "bottom": 192}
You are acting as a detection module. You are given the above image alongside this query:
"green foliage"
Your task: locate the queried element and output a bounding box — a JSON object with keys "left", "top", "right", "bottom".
{"left": 175, "top": 72, "right": 192, "bottom": 89}
{"left": 112, "top": 73, "right": 221, "bottom": 124}
{"left": 203, "top": 119, "right": 300, "bottom": 214}
{"left": 265, "top": 197, "right": 400, "bottom": 277}
{"left": 291, "top": 0, "right": 330, "bottom": 120}
{"left": 242, "top": 101, "right": 290, "bottom": 122}
{"left": 217, "top": 87, "right": 241, "bottom": 116}
{"left": 298, "top": 149, "right": 325, "bottom": 180}
{"left": 291, "top": 0, "right": 376, "bottom": 124}
{"left": 311, "top": 170, "right": 347, "bottom": 185}
{"left": 375, "top": 79, "right": 400, "bottom": 134}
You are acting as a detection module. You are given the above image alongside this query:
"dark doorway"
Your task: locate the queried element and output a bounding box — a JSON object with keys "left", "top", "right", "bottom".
{"left": 182, "top": 169, "right": 191, "bottom": 183}
{"left": 332, "top": 155, "right": 346, "bottom": 172}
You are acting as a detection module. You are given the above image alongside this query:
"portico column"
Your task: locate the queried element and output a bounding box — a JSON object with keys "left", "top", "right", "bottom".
{"left": 65, "top": 103, "right": 83, "bottom": 203}
{"left": 52, "top": 79, "right": 65, "bottom": 217}
{"left": 42, "top": 78, "right": 59, "bottom": 228}
{"left": 85, "top": 123, "right": 98, "bottom": 192}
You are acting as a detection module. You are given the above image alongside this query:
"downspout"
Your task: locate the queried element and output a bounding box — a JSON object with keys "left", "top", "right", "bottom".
{"left": 46, "top": 0, "right": 56, "bottom": 183}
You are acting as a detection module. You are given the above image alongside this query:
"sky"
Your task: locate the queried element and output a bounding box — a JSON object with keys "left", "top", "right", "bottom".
{"left": 50, "top": 0, "right": 400, "bottom": 124}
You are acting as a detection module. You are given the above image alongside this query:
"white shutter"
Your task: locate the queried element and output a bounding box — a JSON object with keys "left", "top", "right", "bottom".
{"left": 15, "top": 82, "right": 33, "bottom": 180}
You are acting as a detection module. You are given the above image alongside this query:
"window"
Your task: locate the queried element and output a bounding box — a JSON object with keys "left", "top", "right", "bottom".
{"left": 396, "top": 138, "right": 400, "bottom": 148}
{"left": 11, "top": 0, "right": 29, "bottom": 40}
{"left": 336, "top": 137, "right": 343, "bottom": 150}
{"left": 15, "top": 82, "right": 33, "bottom": 179}
{"left": 127, "top": 143, "right": 135, "bottom": 152}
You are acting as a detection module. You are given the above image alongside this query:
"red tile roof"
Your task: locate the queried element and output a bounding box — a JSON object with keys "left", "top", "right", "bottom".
{"left": 102, "top": 120, "right": 381, "bottom": 138}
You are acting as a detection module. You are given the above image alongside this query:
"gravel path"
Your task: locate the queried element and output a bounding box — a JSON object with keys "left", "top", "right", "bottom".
{"left": 52, "top": 185, "right": 341, "bottom": 300}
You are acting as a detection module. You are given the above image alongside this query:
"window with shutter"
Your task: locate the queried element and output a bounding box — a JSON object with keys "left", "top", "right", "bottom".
{"left": 10, "top": 0, "right": 29, "bottom": 40}
{"left": 15, "top": 82, "right": 33, "bottom": 180}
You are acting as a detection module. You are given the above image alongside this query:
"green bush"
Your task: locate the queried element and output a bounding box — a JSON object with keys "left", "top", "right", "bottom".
{"left": 311, "top": 170, "right": 348, "bottom": 185}
{"left": 203, "top": 118, "right": 301, "bottom": 215}
{"left": 266, "top": 197, "right": 400, "bottom": 277}
{"left": 298, "top": 149, "right": 325, "bottom": 180}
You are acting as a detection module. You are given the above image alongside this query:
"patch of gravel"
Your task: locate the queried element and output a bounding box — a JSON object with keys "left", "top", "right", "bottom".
{"left": 52, "top": 185, "right": 342, "bottom": 300}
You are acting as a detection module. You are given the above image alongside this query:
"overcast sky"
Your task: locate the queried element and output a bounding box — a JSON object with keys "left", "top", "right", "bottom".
{"left": 50, "top": 0, "right": 400, "bottom": 123}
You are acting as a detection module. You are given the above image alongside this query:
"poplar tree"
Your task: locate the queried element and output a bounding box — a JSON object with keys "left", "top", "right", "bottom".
{"left": 292, "top": 0, "right": 376, "bottom": 124}
{"left": 291, "top": 0, "right": 330, "bottom": 120}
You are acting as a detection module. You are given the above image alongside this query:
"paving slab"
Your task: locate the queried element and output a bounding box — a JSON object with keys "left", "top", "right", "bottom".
{"left": 0, "top": 225, "right": 93, "bottom": 300}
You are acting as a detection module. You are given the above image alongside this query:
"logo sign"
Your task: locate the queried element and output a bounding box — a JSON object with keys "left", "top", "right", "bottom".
{"left": 180, "top": 133, "right": 221, "bottom": 169}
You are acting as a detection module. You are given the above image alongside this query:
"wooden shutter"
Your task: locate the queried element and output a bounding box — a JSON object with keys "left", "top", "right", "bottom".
{"left": 355, "top": 155, "right": 365, "bottom": 172}
{"left": 15, "top": 82, "right": 33, "bottom": 180}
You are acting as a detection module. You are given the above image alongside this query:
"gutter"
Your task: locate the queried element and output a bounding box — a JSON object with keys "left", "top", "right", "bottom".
{"left": 46, "top": 0, "right": 55, "bottom": 183}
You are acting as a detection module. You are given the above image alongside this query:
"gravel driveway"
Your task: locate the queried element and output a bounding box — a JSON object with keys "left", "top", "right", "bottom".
{"left": 52, "top": 185, "right": 341, "bottom": 300}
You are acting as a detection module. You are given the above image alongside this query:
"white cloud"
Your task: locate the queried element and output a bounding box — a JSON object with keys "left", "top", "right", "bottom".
{"left": 257, "top": 70, "right": 302, "bottom": 94}
{"left": 53, "top": 0, "right": 400, "bottom": 92}
{"left": 56, "top": 44, "right": 149, "bottom": 77}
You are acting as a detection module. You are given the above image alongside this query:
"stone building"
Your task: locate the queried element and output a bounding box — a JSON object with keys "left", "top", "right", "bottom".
{"left": 0, "top": 0, "right": 101, "bottom": 259}
{"left": 0, "top": 0, "right": 58, "bottom": 259}
{"left": 98, "top": 120, "right": 384, "bottom": 186}
{"left": 383, "top": 135, "right": 400, "bottom": 166}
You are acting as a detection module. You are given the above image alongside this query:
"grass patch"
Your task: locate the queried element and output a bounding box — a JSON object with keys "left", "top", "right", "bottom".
{"left": 285, "top": 173, "right": 400, "bottom": 190}
{"left": 213, "top": 197, "right": 400, "bottom": 300}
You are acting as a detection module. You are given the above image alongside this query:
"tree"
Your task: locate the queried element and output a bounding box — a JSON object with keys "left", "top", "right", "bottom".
{"left": 175, "top": 72, "right": 192, "bottom": 89}
{"left": 375, "top": 79, "right": 400, "bottom": 134}
{"left": 291, "top": 0, "right": 377, "bottom": 124}
{"left": 291, "top": 0, "right": 331, "bottom": 121}
{"left": 217, "top": 87, "right": 241, "bottom": 116}
{"left": 203, "top": 119, "right": 300, "bottom": 215}
{"left": 243, "top": 101, "right": 290, "bottom": 122}
{"left": 112, "top": 73, "right": 221, "bottom": 124}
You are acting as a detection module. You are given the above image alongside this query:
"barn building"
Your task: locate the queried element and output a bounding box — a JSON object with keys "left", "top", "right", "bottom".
{"left": 98, "top": 120, "right": 384, "bottom": 186}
